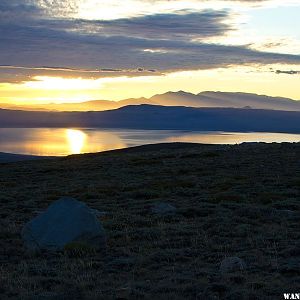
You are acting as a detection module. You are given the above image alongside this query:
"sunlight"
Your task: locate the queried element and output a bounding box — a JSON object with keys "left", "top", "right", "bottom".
{"left": 66, "top": 129, "right": 86, "bottom": 154}
{"left": 1, "top": 64, "right": 300, "bottom": 105}
{"left": 24, "top": 76, "right": 104, "bottom": 90}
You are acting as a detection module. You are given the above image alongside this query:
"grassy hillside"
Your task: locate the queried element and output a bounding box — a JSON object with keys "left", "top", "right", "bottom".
{"left": 0, "top": 142, "right": 299, "bottom": 299}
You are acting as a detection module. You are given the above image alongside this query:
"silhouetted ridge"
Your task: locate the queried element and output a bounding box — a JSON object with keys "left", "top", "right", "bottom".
{"left": 0, "top": 105, "right": 299, "bottom": 133}
{"left": 1, "top": 91, "right": 299, "bottom": 112}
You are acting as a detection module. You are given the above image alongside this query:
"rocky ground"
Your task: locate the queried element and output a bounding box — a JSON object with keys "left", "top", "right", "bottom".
{"left": 0, "top": 142, "right": 299, "bottom": 299}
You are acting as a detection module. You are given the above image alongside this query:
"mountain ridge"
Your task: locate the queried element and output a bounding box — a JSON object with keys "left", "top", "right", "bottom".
{"left": 0, "top": 104, "right": 300, "bottom": 133}
{"left": 0, "top": 91, "right": 299, "bottom": 112}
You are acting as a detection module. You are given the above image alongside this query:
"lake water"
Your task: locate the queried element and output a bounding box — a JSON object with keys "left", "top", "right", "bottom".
{"left": 0, "top": 128, "right": 299, "bottom": 156}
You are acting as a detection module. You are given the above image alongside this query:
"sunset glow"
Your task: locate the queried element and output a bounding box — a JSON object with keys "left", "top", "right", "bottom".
{"left": 0, "top": 0, "right": 299, "bottom": 106}
{"left": 0, "top": 65, "right": 299, "bottom": 106}
{"left": 1, "top": 2, "right": 299, "bottom": 297}
{"left": 24, "top": 76, "right": 104, "bottom": 91}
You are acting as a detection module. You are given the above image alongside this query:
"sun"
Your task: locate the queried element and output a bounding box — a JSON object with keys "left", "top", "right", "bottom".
{"left": 66, "top": 129, "right": 86, "bottom": 154}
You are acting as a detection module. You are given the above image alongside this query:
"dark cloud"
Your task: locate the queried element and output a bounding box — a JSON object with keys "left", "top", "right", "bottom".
{"left": 275, "top": 70, "right": 300, "bottom": 75}
{"left": 261, "top": 42, "right": 285, "bottom": 49}
{"left": 0, "top": 65, "right": 161, "bottom": 84}
{"left": 1, "top": 24, "right": 299, "bottom": 69}
{"left": 0, "top": 0, "right": 299, "bottom": 83}
{"left": 96, "top": 11, "right": 232, "bottom": 39}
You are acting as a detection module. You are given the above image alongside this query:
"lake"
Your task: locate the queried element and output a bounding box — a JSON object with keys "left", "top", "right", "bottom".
{"left": 0, "top": 128, "right": 299, "bottom": 156}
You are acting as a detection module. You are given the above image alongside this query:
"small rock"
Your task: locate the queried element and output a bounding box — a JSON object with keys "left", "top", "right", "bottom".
{"left": 220, "top": 257, "right": 246, "bottom": 273}
{"left": 151, "top": 202, "right": 176, "bottom": 215}
{"left": 22, "top": 197, "right": 106, "bottom": 252}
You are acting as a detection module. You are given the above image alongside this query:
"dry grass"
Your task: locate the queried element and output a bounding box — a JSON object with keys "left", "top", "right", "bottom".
{"left": 0, "top": 142, "right": 299, "bottom": 299}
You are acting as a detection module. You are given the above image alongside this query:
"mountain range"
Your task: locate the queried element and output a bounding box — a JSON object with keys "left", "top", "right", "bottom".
{"left": 1, "top": 105, "right": 299, "bottom": 133}
{"left": 1, "top": 91, "right": 300, "bottom": 112}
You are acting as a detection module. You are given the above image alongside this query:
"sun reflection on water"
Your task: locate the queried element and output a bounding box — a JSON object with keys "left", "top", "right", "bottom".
{"left": 0, "top": 128, "right": 299, "bottom": 156}
{"left": 66, "top": 129, "right": 86, "bottom": 154}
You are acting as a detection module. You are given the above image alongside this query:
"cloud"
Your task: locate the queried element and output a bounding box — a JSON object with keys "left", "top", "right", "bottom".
{"left": 1, "top": 30, "right": 299, "bottom": 79}
{"left": 94, "top": 11, "right": 232, "bottom": 39}
{"left": 0, "top": 65, "right": 160, "bottom": 84}
{"left": 275, "top": 70, "right": 300, "bottom": 75}
{"left": 0, "top": 0, "right": 299, "bottom": 84}
{"left": 35, "top": 0, "right": 78, "bottom": 15}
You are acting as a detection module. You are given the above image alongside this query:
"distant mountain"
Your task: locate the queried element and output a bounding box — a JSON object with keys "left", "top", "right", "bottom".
{"left": 0, "top": 105, "right": 300, "bottom": 133}
{"left": 0, "top": 98, "right": 157, "bottom": 112}
{"left": 198, "top": 92, "right": 300, "bottom": 111}
{"left": 1, "top": 91, "right": 299, "bottom": 112}
{"left": 150, "top": 91, "right": 300, "bottom": 111}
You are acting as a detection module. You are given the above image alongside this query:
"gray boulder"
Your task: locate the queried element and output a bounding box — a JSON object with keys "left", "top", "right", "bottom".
{"left": 22, "top": 197, "right": 106, "bottom": 252}
{"left": 151, "top": 202, "right": 177, "bottom": 215}
{"left": 220, "top": 257, "right": 246, "bottom": 273}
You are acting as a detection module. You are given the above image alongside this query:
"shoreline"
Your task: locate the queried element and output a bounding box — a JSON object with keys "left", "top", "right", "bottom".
{"left": 1, "top": 141, "right": 299, "bottom": 163}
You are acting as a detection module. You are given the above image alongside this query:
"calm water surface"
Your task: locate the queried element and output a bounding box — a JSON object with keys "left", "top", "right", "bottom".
{"left": 0, "top": 128, "right": 299, "bottom": 156}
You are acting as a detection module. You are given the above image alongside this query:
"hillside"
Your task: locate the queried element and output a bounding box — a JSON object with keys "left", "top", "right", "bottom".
{"left": 0, "top": 142, "right": 299, "bottom": 299}
{"left": 1, "top": 91, "right": 299, "bottom": 112}
{"left": 1, "top": 105, "right": 300, "bottom": 133}
{"left": 0, "top": 152, "right": 53, "bottom": 163}
{"left": 0, "top": 98, "right": 157, "bottom": 112}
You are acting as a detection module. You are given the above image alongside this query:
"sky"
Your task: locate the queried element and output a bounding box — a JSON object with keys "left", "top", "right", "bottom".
{"left": 0, "top": 0, "right": 300, "bottom": 105}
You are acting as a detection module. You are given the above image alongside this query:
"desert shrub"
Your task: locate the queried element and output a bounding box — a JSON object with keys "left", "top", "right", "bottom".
{"left": 289, "top": 177, "right": 300, "bottom": 188}
{"left": 201, "top": 151, "right": 220, "bottom": 158}
{"left": 212, "top": 192, "right": 246, "bottom": 203}
{"left": 257, "top": 192, "right": 285, "bottom": 204}
{"left": 130, "top": 189, "right": 161, "bottom": 199}
{"left": 64, "top": 242, "right": 96, "bottom": 257}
